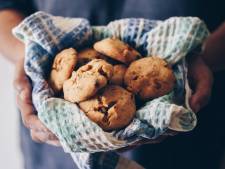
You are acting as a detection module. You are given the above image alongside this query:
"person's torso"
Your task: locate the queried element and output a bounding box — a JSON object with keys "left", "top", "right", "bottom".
{"left": 22, "top": 1, "right": 225, "bottom": 168}
{"left": 32, "top": 0, "right": 224, "bottom": 30}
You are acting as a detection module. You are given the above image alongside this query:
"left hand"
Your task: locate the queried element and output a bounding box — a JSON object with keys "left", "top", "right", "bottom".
{"left": 14, "top": 56, "right": 60, "bottom": 146}
{"left": 188, "top": 54, "right": 214, "bottom": 113}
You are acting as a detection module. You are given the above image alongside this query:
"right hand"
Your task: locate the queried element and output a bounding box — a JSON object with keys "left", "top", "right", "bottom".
{"left": 188, "top": 54, "right": 213, "bottom": 113}
{"left": 13, "top": 56, "right": 60, "bottom": 146}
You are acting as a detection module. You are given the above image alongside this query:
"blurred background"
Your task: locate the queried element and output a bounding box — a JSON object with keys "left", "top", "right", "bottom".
{"left": 0, "top": 56, "right": 23, "bottom": 169}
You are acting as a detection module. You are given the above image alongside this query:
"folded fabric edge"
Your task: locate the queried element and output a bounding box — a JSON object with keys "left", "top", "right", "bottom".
{"left": 12, "top": 11, "right": 50, "bottom": 42}
{"left": 168, "top": 104, "right": 197, "bottom": 131}
{"left": 38, "top": 97, "right": 130, "bottom": 153}
{"left": 168, "top": 59, "right": 197, "bottom": 131}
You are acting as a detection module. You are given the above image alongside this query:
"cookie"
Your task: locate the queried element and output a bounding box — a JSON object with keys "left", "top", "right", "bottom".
{"left": 79, "top": 85, "right": 136, "bottom": 131}
{"left": 110, "top": 64, "right": 127, "bottom": 85}
{"left": 77, "top": 48, "right": 106, "bottom": 66}
{"left": 93, "top": 37, "right": 141, "bottom": 64}
{"left": 49, "top": 48, "right": 77, "bottom": 93}
{"left": 63, "top": 59, "right": 113, "bottom": 103}
{"left": 124, "top": 56, "right": 176, "bottom": 100}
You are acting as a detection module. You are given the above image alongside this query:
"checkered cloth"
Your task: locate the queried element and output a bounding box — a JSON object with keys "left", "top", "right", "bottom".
{"left": 13, "top": 12, "right": 209, "bottom": 169}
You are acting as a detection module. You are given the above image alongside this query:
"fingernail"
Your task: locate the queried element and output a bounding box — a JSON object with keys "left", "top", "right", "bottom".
{"left": 46, "top": 140, "right": 61, "bottom": 147}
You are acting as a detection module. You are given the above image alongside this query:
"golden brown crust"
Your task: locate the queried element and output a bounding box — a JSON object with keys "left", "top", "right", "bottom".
{"left": 124, "top": 56, "right": 176, "bottom": 100}
{"left": 93, "top": 37, "right": 141, "bottom": 64}
{"left": 110, "top": 64, "right": 127, "bottom": 85}
{"left": 49, "top": 48, "right": 77, "bottom": 93}
{"left": 63, "top": 59, "right": 113, "bottom": 103}
{"left": 77, "top": 48, "right": 107, "bottom": 66}
{"left": 79, "top": 85, "right": 136, "bottom": 131}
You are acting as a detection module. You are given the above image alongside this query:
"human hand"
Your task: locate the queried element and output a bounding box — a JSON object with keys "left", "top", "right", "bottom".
{"left": 188, "top": 54, "right": 213, "bottom": 113}
{"left": 13, "top": 57, "right": 60, "bottom": 146}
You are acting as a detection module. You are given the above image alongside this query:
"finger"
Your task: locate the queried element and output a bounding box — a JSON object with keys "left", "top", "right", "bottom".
{"left": 14, "top": 58, "right": 52, "bottom": 133}
{"left": 30, "top": 130, "right": 59, "bottom": 144}
{"left": 46, "top": 140, "right": 61, "bottom": 147}
{"left": 190, "top": 77, "right": 212, "bottom": 112}
{"left": 16, "top": 94, "right": 49, "bottom": 132}
{"left": 17, "top": 95, "right": 46, "bottom": 131}
{"left": 189, "top": 56, "right": 213, "bottom": 112}
{"left": 13, "top": 57, "right": 32, "bottom": 103}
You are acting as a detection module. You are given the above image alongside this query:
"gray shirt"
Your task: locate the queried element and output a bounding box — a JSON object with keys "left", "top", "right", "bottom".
{"left": 0, "top": 1, "right": 225, "bottom": 169}
{"left": 0, "top": 0, "right": 224, "bottom": 30}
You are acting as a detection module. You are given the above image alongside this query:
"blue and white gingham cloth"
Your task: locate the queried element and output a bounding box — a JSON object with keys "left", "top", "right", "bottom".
{"left": 13, "top": 12, "right": 209, "bottom": 169}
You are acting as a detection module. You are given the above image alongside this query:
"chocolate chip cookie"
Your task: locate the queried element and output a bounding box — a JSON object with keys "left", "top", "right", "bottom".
{"left": 110, "top": 64, "right": 127, "bottom": 85}
{"left": 124, "top": 56, "right": 176, "bottom": 100}
{"left": 49, "top": 48, "right": 77, "bottom": 93}
{"left": 77, "top": 48, "right": 107, "bottom": 66}
{"left": 63, "top": 59, "right": 113, "bottom": 103}
{"left": 79, "top": 85, "right": 136, "bottom": 131}
{"left": 93, "top": 37, "right": 141, "bottom": 64}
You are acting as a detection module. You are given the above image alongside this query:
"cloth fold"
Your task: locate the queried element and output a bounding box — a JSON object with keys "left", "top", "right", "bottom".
{"left": 13, "top": 11, "right": 209, "bottom": 169}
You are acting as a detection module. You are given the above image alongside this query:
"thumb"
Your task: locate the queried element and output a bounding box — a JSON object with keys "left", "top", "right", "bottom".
{"left": 189, "top": 79, "right": 212, "bottom": 113}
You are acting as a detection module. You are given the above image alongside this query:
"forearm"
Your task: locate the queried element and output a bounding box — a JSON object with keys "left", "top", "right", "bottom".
{"left": 202, "top": 22, "right": 225, "bottom": 72}
{"left": 0, "top": 9, "right": 25, "bottom": 64}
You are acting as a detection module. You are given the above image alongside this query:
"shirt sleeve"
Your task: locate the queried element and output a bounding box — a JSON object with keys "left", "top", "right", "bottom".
{"left": 0, "top": 0, "right": 35, "bottom": 15}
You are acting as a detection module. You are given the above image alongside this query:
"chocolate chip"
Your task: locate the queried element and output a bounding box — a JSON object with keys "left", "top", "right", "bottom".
{"left": 94, "top": 80, "right": 100, "bottom": 88}
{"left": 108, "top": 101, "right": 116, "bottom": 109}
{"left": 132, "top": 75, "right": 138, "bottom": 80}
{"left": 98, "top": 66, "right": 108, "bottom": 78}
{"left": 99, "top": 107, "right": 108, "bottom": 114}
{"left": 80, "top": 58, "right": 91, "bottom": 65}
{"left": 102, "top": 115, "right": 109, "bottom": 124}
{"left": 154, "top": 80, "right": 162, "bottom": 89}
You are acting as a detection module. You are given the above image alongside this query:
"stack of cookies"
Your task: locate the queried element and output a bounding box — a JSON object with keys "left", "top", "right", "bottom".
{"left": 49, "top": 37, "right": 176, "bottom": 131}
